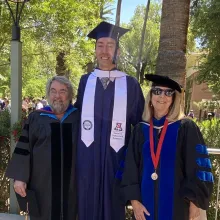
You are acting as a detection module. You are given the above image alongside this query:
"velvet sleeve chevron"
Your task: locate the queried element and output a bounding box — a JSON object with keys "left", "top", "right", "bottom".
{"left": 120, "top": 123, "right": 144, "bottom": 204}
{"left": 6, "top": 115, "right": 32, "bottom": 183}
{"left": 179, "top": 119, "right": 214, "bottom": 210}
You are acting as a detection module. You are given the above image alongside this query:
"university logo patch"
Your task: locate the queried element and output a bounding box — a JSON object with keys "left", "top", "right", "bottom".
{"left": 114, "top": 123, "right": 123, "bottom": 131}
{"left": 83, "top": 120, "right": 93, "bottom": 130}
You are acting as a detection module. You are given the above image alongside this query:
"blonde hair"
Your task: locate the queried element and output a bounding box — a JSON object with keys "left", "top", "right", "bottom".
{"left": 142, "top": 89, "right": 185, "bottom": 122}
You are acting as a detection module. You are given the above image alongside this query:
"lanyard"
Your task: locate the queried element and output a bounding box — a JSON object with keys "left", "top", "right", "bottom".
{"left": 149, "top": 118, "right": 168, "bottom": 180}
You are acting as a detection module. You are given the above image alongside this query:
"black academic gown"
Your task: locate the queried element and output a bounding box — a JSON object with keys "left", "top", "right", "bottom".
{"left": 75, "top": 71, "right": 145, "bottom": 220}
{"left": 121, "top": 117, "right": 213, "bottom": 220}
{"left": 6, "top": 105, "right": 79, "bottom": 220}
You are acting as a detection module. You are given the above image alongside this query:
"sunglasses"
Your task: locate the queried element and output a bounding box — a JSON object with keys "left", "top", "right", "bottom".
{"left": 151, "top": 88, "right": 175, "bottom": 97}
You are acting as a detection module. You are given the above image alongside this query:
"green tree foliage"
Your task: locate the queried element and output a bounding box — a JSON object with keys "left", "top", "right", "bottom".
{"left": 191, "top": 0, "right": 220, "bottom": 94}
{"left": 118, "top": 2, "right": 161, "bottom": 81}
{"left": 0, "top": 0, "right": 114, "bottom": 98}
{"left": 0, "top": 1, "right": 11, "bottom": 97}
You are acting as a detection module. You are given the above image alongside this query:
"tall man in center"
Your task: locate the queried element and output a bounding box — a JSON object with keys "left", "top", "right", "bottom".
{"left": 75, "top": 21, "right": 145, "bottom": 220}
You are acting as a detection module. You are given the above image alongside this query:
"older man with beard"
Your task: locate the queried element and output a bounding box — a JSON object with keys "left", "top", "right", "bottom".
{"left": 6, "top": 76, "right": 79, "bottom": 220}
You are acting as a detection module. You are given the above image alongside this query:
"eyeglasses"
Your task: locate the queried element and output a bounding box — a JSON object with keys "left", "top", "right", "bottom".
{"left": 151, "top": 88, "right": 175, "bottom": 97}
{"left": 50, "top": 89, "right": 68, "bottom": 96}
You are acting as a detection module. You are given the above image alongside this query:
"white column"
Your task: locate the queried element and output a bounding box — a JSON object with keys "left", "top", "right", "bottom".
{"left": 9, "top": 40, "right": 22, "bottom": 214}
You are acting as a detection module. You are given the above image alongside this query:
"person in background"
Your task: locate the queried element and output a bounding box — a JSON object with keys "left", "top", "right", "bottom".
{"left": 188, "top": 109, "right": 195, "bottom": 119}
{"left": 35, "top": 98, "right": 43, "bottom": 110}
{"left": 41, "top": 96, "right": 47, "bottom": 107}
{"left": 4, "top": 99, "right": 11, "bottom": 113}
{"left": 121, "top": 74, "right": 213, "bottom": 220}
{"left": 0, "top": 97, "right": 4, "bottom": 110}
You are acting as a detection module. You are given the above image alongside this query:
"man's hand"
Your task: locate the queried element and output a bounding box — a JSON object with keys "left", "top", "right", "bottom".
{"left": 14, "top": 180, "right": 27, "bottom": 197}
{"left": 189, "top": 202, "right": 200, "bottom": 220}
{"left": 131, "top": 200, "right": 150, "bottom": 220}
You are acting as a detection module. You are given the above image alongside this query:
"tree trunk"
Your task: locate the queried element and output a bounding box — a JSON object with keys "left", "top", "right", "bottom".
{"left": 56, "top": 51, "right": 69, "bottom": 78}
{"left": 199, "top": 109, "right": 202, "bottom": 121}
{"left": 115, "top": 0, "right": 122, "bottom": 26}
{"left": 100, "top": 0, "right": 104, "bottom": 19}
{"left": 155, "top": 0, "right": 190, "bottom": 86}
{"left": 87, "top": 62, "right": 94, "bottom": 73}
{"left": 140, "top": 61, "right": 148, "bottom": 84}
{"left": 136, "top": 0, "right": 151, "bottom": 82}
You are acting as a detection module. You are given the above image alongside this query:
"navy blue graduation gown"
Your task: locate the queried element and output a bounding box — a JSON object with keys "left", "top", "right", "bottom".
{"left": 75, "top": 72, "right": 145, "bottom": 220}
{"left": 121, "top": 117, "right": 213, "bottom": 220}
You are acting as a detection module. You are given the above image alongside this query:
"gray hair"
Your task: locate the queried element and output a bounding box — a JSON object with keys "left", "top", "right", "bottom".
{"left": 46, "top": 76, "right": 74, "bottom": 101}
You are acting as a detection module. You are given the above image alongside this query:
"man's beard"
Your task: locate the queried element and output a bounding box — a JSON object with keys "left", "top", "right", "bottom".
{"left": 49, "top": 100, "right": 69, "bottom": 114}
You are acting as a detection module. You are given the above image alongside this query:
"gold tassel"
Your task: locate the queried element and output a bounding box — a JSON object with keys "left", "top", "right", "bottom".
{"left": 25, "top": 202, "right": 29, "bottom": 220}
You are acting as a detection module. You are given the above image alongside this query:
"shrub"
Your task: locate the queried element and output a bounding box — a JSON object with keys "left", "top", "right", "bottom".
{"left": 11, "top": 115, "right": 27, "bottom": 142}
{"left": 197, "top": 119, "right": 220, "bottom": 219}
{"left": 0, "top": 110, "right": 10, "bottom": 212}
{"left": 0, "top": 110, "right": 26, "bottom": 212}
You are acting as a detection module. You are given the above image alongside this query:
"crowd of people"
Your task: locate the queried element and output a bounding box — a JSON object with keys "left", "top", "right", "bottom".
{"left": 0, "top": 97, "right": 48, "bottom": 114}
{"left": 187, "top": 109, "right": 216, "bottom": 120}
{"left": 5, "top": 21, "right": 213, "bottom": 220}
{"left": 21, "top": 97, "right": 48, "bottom": 113}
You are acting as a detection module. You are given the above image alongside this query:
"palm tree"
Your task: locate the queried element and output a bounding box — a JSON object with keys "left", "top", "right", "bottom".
{"left": 193, "top": 101, "right": 206, "bottom": 121}
{"left": 115, "top": 0, "right": 122, "bottom": 26}
{"left": 136, "top": 0, "right": 151, "bottom": 83}
{"left": 100, "top": 0, "right": 114, "bottom": 22}
{"left": 155, "top": 0, "right": 190, "bottom": 86}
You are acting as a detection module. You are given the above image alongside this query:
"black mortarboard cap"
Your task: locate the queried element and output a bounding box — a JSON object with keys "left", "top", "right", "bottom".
{"left": 145, "top": 74, "right": 182, "bottom": 93}
{"left": 16, "top": 190, "right": 40, "bottom": 217}
{"left": 87, "top": 21, "right": 129, "bottom": 42}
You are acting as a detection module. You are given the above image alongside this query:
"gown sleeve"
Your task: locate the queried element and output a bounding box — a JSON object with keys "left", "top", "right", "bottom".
{"left": 6, "top": 113, "right": 34, "bottom": 183}
{"left": 178, "top": 119, "right": 214, "bottom": 210}
{"left": 74, "top": 75, "right": 87, "bottom": 111}
{"left": 121, "top": 124, "right": 144, "bottom": 204}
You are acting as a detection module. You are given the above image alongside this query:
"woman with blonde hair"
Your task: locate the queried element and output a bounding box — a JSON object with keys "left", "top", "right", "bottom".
{"left": 121, "top": 74, "right": 213, "bottom": 220}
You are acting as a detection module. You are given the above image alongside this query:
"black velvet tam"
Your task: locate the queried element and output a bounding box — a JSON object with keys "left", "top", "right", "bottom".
{"left": 145, "top": 74, "right": 182, "bottom": 93}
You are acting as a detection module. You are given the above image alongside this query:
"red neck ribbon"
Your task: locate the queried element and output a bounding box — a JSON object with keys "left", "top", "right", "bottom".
{"left": 149, "top": 118, "right": 169, "bottom": 170}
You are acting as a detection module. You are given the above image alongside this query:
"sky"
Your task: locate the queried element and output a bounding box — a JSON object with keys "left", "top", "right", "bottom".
{"left": 112, "top": 0, "right": 147, "bottom": 24}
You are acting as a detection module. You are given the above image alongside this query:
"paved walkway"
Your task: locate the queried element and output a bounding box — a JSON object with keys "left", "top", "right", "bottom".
{"left": 0, "top": 213, "right": 29, "bottom": 220}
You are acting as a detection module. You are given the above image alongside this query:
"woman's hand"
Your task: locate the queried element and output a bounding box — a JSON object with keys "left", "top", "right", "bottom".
{"left": 131, "top": 200, "right": 150, "bottom": 220}
{"left": 189, "top": 202, "right": 200, "bottom": 220}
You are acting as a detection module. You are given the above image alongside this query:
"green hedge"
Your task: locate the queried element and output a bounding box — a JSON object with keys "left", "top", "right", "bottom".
{"left": 0, "top": 110, "right": 10, "bottom": 212}
{"left": 197, "top": 119, "right": 220, "bottom": 219}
